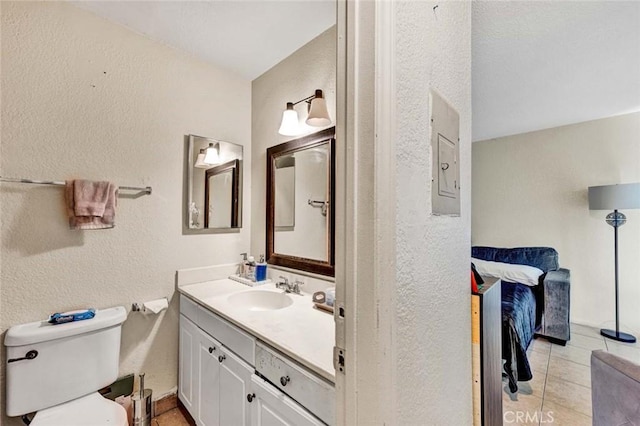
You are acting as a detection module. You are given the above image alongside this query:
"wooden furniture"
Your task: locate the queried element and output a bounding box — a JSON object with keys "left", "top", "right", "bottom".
{"left": 472, "top": 277, "right": 502, "bottom": 426}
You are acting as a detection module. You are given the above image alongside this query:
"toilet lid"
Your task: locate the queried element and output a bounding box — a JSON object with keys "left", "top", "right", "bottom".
{"left": 31, "top": 392, "right": 128, "bottom": 426}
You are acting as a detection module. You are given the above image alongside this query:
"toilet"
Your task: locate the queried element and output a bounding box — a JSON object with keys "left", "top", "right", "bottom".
{"left": 5, "top": 306, "right": 129, "bottom": 425}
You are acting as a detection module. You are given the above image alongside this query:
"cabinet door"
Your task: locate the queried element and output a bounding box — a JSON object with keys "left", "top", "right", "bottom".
{"left": 219, "top": 347, "right": 253, "bottom": 426}
{"left": 179, "top": 315, "right": 199, "bottom": 416}
{"left": 198, "top": 329, "right": 222, "bottom": 426}
{"left": 250, "top": 375, "right": 324, "bottom": 426}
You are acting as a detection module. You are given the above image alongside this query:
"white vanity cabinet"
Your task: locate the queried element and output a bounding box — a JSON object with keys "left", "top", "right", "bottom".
{"left": 179, "top": 297, "right": 253, "bottom": 426}
{"left": 179, "top": 294, "right": 334, "bottom": 426}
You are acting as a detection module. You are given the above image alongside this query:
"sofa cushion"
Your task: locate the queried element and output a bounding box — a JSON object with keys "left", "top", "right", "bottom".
{"left": 471, "top": 246, "right": 559, "bottom": 272}
{"left": 471, "top": 258, "right": 543, "bottom": 286}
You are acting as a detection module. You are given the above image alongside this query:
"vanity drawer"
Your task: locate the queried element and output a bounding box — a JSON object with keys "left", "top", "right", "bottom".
{"left": 197, "top": 305, "right": 256, "bottom": 366}
{"left": 180, "top": 295, "right": 199, "bottom": 323}
{"left": 255, "top": 343, "right": 335, "bottom": 425}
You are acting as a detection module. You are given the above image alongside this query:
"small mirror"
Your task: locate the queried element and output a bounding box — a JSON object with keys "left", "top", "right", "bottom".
{"left": 267, "top": 127, "right": 335, "bottom": 276}
{"left": 185, "top": 135, "right": 243, "bottom": 233}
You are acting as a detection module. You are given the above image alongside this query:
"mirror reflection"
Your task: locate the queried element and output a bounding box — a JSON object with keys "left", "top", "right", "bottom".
{"left": 205, "top": 159, "right": 240, "bottom": 228}
{"left": 186, "top": 135, "right": 243, "bottom": 232}
{"left": 274, "top": 142, "right": 330, "bottom": 261}
{"left": 267, "top": 127, "right": 335, "bottom": 276}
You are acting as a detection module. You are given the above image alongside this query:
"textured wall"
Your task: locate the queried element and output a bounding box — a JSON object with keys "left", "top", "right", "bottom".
{"left": 0, "top": 2, "right": 250, "bottom": 421}
{"left": 473, "top": 112, "right": 640, "bottom": 332}
{"left": 251, "top": 26, "right": 336, "bottom": 262}
{"left": 395, "top": 1, "right": 472, "bottom": 424}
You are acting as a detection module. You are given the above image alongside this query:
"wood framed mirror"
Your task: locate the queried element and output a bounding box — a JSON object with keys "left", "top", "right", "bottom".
{"left": 266, "top": 127, "right": 335, "bottom": 276}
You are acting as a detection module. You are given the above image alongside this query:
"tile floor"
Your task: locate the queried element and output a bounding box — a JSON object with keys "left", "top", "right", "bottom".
{"left": 503, "top": 323, "right": 640, "bottom": 425}
{"left": 152, "top": 406, "right": 194, "bottom": 426}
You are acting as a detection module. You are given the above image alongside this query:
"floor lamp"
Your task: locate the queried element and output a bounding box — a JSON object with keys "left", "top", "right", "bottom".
{"left": 588, "top": 182, "right": 640, "bottom": 343}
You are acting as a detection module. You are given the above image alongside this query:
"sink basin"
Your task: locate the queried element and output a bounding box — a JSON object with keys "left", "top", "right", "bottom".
{"left": 228, "top": 290, "right": 293, "bottom": 311}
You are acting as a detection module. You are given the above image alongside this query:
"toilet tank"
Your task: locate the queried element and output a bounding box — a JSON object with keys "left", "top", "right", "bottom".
{"left": 4, "top": 306, "right": 127, "bottom": 417}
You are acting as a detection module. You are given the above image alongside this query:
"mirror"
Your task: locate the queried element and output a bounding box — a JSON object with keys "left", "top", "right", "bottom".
{"left": 266, "top": 127, "right": 335, "bottom": 276}
{"left": 205, "top": 160, "right": 240, "bottom": 228}
{"left": 186, "top": 135, "right": 243, "bottom": 232}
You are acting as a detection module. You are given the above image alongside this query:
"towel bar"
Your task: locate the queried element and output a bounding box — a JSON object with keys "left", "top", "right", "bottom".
{"left": 0, "top": 176, "right": 152, "bottom": 195}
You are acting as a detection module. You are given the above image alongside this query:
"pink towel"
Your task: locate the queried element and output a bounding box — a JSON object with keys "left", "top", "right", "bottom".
{"left": 65, "top": 180, "right": 118, "bottom": 230}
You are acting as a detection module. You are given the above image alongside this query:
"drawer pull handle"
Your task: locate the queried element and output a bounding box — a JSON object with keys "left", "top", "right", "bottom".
{"left": 247, "top": 393, "right": 255, "bottom": 403}
{"left": 280, "top": 376, "right": 290, "bottom": 386}
{"left": 218, "top": 355, "right": 226, "bottom": 363}
{"left": 208, "top": 346, "right": 215, "bottom": 353}
{"left": 8, "top": 350, "right": 38, "bottom": 363}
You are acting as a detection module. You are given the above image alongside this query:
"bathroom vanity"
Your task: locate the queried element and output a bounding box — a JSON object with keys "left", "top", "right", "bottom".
{"left": 178, "top": 279, "right": 335, "bottom": 425}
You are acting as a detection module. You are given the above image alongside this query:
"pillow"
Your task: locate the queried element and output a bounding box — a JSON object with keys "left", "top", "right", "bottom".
{"left": 471, "top": 258, "right": 543, "bottom": 286}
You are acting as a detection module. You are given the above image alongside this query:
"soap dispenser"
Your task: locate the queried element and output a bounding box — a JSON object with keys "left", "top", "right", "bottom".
{"left": 255, "top": 255, "right": 267, "bottom": 282}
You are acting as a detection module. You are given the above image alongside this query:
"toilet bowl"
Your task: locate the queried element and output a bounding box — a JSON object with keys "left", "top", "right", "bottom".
{"left": 30, "top": 392, "right": 128, "bottom": 426}
{"left": 5, "top": 306, "right": 129, "bottom": 424}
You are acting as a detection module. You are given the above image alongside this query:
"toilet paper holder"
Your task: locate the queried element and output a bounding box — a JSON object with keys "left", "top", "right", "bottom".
{"left": 131, "top": 297, "right": 169, "bottom": 313}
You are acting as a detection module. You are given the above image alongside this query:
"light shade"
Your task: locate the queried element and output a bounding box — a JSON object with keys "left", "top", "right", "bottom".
{"left": 194, "top": 149, "right": 209, "bottom": 168}
{"left": 278, "top": 103, "right": 299, "bottom": 136}
{"left": 305, "top": 89, "right": 331, "bottom": 127}
{"left": 204, "top": 143, "right": 220, "bottom": 165}
{"left": 588, "top": 183, "right": 640, "bottom": 210}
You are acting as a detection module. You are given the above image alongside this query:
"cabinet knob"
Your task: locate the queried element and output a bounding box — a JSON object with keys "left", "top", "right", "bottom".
{"left": 247, "top": 393, "right": 255, "bottom": 403}
{"left": 280, "top": 376, "right": 290, "bottom": 386}
{"left": 208, "top": 346, "right": 215, "bottom": 353}
{"left": 218, "top": 355, "right": 226, "bottom": 363}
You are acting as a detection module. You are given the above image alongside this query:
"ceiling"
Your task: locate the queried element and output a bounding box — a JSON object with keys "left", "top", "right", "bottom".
{"left": 72, "top": 1, "right": 336, "bottom": 81}
{"left": 73, "top": 1, "right": 639, "bottom": 141}
{"left": 473, "top": 1, "right": 640, "bottom": 141}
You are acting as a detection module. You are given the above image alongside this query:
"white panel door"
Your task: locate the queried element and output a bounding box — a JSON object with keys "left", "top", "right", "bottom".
{"left": 250, "top": 375, "right": 324, "bottom": 426}
{"left": 198, "top": 329, "right": 222, "bottom": 426}
{"left": 219, "top": 347, "right": 253, "bottom": 426}
{"left": 179, "top": 315, "right": 198, "bottom": 417}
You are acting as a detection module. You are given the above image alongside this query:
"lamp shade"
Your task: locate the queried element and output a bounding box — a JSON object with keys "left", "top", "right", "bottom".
{"left": 194, "top": 150, "right": 209, "bottom": 168}
{"left": 305, "top": 90, "right": 331, "bottom": 127}
{"left": 278, "top": 103, "right": 299, "bottom": 136}
{"left": 588, "top": 183, "right": 640, "bottom": 210}
{"left": 204, "top": 143, "right": 220, "bottom": 165}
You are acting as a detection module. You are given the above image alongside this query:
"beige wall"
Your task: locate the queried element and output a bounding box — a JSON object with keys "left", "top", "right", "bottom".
{"left": 394, "top": 1, "right": 473, "bottom": 423}
{"left": 0, "top": 2, "right": 251, "bottom": 421}
{"left": 472, "top": 112, "right": 640, "bottom": 332}
{"left": 250, "top": 26, "right": 336, "bottom": 264}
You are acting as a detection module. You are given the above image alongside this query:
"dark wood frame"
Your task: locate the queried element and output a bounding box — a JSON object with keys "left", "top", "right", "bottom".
{"left": 266, "top": 127, "right": 336, "bottom": 276}
{"left": 204, "top": 159, "right": 240, "bottom": 228}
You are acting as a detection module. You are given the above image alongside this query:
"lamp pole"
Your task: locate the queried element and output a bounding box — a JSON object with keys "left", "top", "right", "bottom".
{"left": 601, "top": 209, "right": 635, "bottom": 343}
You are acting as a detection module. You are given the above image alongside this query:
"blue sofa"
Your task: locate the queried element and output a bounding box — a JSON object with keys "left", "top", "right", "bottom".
{"left": 472, "top": 246, "right": 571, "bottom": 344}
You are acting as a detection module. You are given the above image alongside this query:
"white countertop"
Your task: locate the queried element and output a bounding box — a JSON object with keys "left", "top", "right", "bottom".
{"left": 178, "top": 279, "right": 336, "bottom": 383}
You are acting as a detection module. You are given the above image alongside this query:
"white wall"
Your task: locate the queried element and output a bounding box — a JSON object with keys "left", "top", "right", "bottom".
{"left": 251, "top": 26, "right": 336, "bottom": 264}
{"left": 472, "top": 112, "right": 640, "bottom": 332}
{"left": 0, "top": 2, "right": 251, "bottom": 422}
{"left": 394, "top": 1, "right": 472, "bottom": 423}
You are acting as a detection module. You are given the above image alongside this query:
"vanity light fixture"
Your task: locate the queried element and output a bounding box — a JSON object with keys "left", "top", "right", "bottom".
{"left": 278, "top": 89, "right": 331, "bottom": 136}
{"left": 194, "top": 148, "right": 208, "bottom": 168}
{"left": 194, "top": 143, "right": 221, "bottom": 168}
{"left": 204, "top": 142, "right": 221, "bottom": 165}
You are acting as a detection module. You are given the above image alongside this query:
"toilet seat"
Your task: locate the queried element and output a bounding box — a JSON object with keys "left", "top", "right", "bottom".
{"left": 31, "top": 392, "right": 128, "bottom": 426}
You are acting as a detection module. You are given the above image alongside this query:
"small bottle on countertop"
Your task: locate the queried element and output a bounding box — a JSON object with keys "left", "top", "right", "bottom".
{"left": 239, "top": 253, "right": 248, "bottom": 278}
{"left": 247, "top": 256, "right": 256, "bottom": 281}
{"left": 255, "top": 255, "right": 267, "bottom": 282}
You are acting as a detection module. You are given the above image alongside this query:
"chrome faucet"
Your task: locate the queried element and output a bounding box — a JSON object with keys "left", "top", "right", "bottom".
{"left": 276, "top": 276, "right": 304, "bottom": 295}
